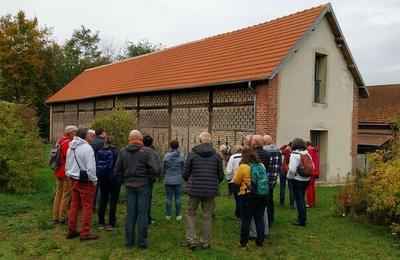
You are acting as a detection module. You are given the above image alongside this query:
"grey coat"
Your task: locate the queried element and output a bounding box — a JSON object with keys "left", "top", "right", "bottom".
{"left": 163, "top": 149, "right": 185, "bottom": 185}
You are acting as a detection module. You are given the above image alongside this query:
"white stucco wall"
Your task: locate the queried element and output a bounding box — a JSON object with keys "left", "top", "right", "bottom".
{"left": 277, "top": 17, "right": 355, "bottom": 183}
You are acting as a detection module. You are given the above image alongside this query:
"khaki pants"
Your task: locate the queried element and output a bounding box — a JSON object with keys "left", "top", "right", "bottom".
{"left": 53, "top": 178, "right": 71, "bottom": 221}
{"left": 186, "top": 195, "right": 215, "bottom": 247}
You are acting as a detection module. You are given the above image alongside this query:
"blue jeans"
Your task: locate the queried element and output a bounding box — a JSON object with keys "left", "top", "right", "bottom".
{"left": 280, "top": 173, "right": 295, "bottom": 207}
{"left": 125, "top": 184, "right": 150, "bottom": 248}
{"left": 165, "top": 184, "right": 182, "bottom": 217}
{"left": 292, "top": 180, "right": 310, "bottom": 225}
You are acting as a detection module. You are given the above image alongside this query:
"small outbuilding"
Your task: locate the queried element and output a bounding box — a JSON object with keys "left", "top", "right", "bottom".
{"left": 47, "top": 4, "right": 367, "bottom": 183}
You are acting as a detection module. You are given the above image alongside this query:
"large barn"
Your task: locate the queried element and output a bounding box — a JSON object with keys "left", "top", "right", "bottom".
{"left": 46, "top": 4, "right": 368, "bottom": 183}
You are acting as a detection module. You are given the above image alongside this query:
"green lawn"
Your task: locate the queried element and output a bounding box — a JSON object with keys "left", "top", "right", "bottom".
{"left": 0, "top": 168, "right": 399, "bottom": 259}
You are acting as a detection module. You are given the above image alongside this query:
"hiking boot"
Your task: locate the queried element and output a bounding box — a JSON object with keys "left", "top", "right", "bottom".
{"left": 98, "top": 224, "right": 106, "bottom": 230}
{"left": 292, "top": 221, "right": 306, "bottom": 227}
{"left": 187, "top": 243, "right": 196, "bottom": 250}
{"left": 66, "top": 231, "right": 80, "bottom": 239}
{"left": 80, "top": 234, "right": 99, "bottom": 241}
{"left": 238, "top": 242, "right": 248, "bottom": 249}
{"left": 52, "top": 219, "right": 59, "bottom": 225}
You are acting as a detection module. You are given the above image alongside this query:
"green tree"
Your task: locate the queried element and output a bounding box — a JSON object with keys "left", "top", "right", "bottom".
{"left": 121, "top": 39, "right": 164, "bottom": 59}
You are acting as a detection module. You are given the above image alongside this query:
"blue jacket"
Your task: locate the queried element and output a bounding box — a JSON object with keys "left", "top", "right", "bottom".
{"left": 163, "top": 149, "right": 185, "bottom": 185}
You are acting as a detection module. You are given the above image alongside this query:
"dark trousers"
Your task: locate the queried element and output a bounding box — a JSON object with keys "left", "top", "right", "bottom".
{"left": 229, "top": 182, "right": 241, "bottom": 218}
{"left": 267, "top": 186, "right": 274, "bottom": 227}
{"left": 239, "top": 194, "right": 268, "bottom": 246}
{"left": 93, "top": 184, "right": 100, "bottom": 211}
{"left": 292, "top": 180, "right": 310, "bottom": 225}
{"left": 148, "top": 182, "right": 154, "bottom": 223}
{"left": 98, "top": 180, "right": 121, "bottom": 227}
{"left": 125, "top": 185, "right": 150, "bottom": 248}
{"left": 280, "top": 173, "right": 295, "bottom": 207}
{"left": 228, "top": 182, "right": 235, "bottom": 196}
{"left": 165, "top": 184, "right": 182, "bottom": 217}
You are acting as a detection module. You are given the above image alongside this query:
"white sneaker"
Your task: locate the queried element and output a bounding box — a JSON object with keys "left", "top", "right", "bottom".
{"left": 166, "top": 216, "right": 172, "bottom": 220}
{"left": 176, "top": 215, "right": 182, "bottom": 221}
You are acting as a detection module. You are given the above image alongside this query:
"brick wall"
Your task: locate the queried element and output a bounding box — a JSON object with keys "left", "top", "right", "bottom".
{"left": 255, "top": 75, "right": 279, "bottom": 141}
{"left": 352, "top": 86, "right": 359, "bottom": 171}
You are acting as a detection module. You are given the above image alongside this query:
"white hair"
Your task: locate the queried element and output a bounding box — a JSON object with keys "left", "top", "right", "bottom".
{"left": 199, "top": 132, "right": 211, "bottom": 144}
{"left": 88, "top": 129, "right": 95, "bottom": 135}
{"left": 129, "top": 130, "right": 142, "bottom": 140}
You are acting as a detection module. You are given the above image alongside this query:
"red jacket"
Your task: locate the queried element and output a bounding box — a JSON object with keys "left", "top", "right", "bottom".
{"left": 54, "top": 134, "right": 73, "bottom": 179}
{"left": 280, "top": 145, "right": 292, "bottom": 173}
{"left": 307, "top": 147, "right": 320, "bottom": 177}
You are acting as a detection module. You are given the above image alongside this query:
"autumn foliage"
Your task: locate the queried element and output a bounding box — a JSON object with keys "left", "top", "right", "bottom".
{"left": 335, "top": 135, "right": 400, "bottom": 234}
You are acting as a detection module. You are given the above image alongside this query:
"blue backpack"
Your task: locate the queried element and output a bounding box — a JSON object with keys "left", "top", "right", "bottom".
{"left": 250, "top": 163, "right": 269, "bottom": 197}
{"left": 96, "top": 148, "right": 114, "bottom": 181}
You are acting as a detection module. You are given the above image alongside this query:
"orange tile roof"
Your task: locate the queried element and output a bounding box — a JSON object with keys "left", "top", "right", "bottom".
{"left": 359, "top": 84, "right": 400, "bottom": 124}
{"left": 47, "top": 5, "right": 327, "bottom": 104}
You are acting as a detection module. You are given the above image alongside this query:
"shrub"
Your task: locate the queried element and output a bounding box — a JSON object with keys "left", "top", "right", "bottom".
{"left": 335, "top": 138, "right": 400, "bottom": 234}
{"left": 0, "top": 101, "right": 44, "bottom": 193}
{"left": 90, "top": 105, "right": 135, "bottom": 148}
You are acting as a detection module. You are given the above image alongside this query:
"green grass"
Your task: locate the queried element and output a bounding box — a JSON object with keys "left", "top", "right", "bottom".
{"left": 0, "top": 167, "right": 399, "bottom": 259}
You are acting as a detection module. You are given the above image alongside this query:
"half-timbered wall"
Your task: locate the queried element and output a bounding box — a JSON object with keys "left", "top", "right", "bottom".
{"left": 50, "top": 84, "right": 256, "bottom": 157}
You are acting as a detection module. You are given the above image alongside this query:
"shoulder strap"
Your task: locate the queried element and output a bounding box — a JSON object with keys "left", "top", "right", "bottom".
{"left": 73, "top": 149, "right": 83, "bottom": 171}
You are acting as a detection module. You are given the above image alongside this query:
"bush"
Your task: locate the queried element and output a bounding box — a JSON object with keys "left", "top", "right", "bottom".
{"left": 335, "top": 139, "right": 400, "bottom": 234}
{"left": 0, "top": 101, "right": 44, "bottom": 193}
{"left": 90, "top": 105, "right": 135, "bottom": 148}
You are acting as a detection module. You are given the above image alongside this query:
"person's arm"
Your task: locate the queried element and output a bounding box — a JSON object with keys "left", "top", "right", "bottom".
{"left": 226, "top": 156, "right": 234, "bottom": 180}
{"left": 146, "top": 150, "right": 161, "bottom": 181}
{"left": 233, "top": 165, "right": 244, "bottom": 185}
{"left": 65, "top": 148, "right": 72, "bottom": 178}
{"left": 183, "top": 153, "right": 193, "bottom": 182}
{"left": 217, "top": 155, "right": 224, "bottom": 183}
{"left": 85, "top": 146, "right": 97, "bottom": 183}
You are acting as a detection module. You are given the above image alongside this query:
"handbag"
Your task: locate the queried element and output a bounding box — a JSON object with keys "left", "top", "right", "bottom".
{"left": 73, "top": 150, "right": 89, "bottom": 182}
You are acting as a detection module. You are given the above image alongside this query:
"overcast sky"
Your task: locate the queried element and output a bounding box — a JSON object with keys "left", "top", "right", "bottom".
{"left": 2, "top": 0, "right": 400, "bottom": 85}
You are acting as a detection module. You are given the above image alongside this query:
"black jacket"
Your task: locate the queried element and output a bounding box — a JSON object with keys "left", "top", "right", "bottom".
{"left": 91, "top": 136, "right": 105, "bottom": 161}
{"left": 183, "top": 143, "right": 224, "bottom": 197}
{"left": 115, "top": 143, "right": 160, "bottom": 187}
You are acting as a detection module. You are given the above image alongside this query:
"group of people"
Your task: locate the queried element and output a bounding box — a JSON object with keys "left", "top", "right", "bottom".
{"left": 51, "top": 125, "right": 319, "bottom": 250}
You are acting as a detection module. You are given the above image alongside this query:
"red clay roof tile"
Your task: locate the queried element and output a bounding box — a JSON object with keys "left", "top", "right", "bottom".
{"left": 46, "top": 5, "right": 327, "bottom": 104}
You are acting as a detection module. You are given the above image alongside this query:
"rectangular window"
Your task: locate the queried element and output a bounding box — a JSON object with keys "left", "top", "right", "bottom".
{"left": 314, "top": 53, "right": 327, "bottom": 104}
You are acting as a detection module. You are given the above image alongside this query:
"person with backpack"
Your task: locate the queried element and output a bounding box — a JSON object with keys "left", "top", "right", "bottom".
{"left": 115, "top": 130, "right": 160, "bottom": 249}
{"left": 287, "top": 138, "right": 313, "bottom": 227}
{"left": 65, "top": 127, "right": 99, "bottom": 240}
{"left": 163, "top": 140, "right": 185, "bottom": 221}
{"left": 51, "top": 125, "right": 77, "bottom": 225}
{"left": 305, "top": 141, "right": 320, "bottom": 208}
{"left": 233, "top": 147, "right": 269, "bottom": 248}
{"left": 226, "top": 144, "right": 243, "bottom": 219}
{"left": 97, "top": 136, "right": 121, "bottom": 231}
{"left": 91, "top": 128, "right": 107, "bottom": 212}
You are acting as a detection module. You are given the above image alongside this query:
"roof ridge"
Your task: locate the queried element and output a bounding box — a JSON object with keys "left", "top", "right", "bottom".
{"left": 367, "top": 84, "right": 400, "bottom": 87}
{"left": 85, "top": 3, "right": 328, "bottom": 72}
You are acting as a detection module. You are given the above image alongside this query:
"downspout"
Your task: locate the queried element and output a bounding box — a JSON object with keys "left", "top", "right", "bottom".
{"left": 248, "top": 81, "right": 256, "bottom": 134}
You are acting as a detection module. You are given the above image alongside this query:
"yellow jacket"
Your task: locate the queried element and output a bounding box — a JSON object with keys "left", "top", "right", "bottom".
{"left": 233, "top": 164, "right": 252, "bottom": 195}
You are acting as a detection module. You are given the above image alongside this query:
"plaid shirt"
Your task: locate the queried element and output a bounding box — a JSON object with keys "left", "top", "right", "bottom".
{"left": 264, "top": 145, "right": 282, "bottom": 184}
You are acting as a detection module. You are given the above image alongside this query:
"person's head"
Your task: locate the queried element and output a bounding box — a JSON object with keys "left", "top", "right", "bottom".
{"left": 143, "top": 135, "right": 154, "bottom": 147}
{"left": 219, "top": 144, "right": 228, "bottom": 154}
{"left": 241, "top": 147, "right": 260, "bottom": 165}
{"left": 95, "top": 128, "right": 106, "bottom": 138}
{"left": 252, "top": 135, "right": 264, "bottom": 148}
{"left": 128, "top": 130, "right": 142, "bottom": 143}
{"left": 169, "top": 139, "right": 179, "bottom": 150}
{"left": 305, "top": 141, "right": 312, "bottom": 148}
{"left": 64, "top": 125, "right": 78, "bottom": 137}
{"left": 76, "top": 127, "right": 90, "bottom": 141}
{"left": 105, "top": 135, "right": 117, "bottom": 149}
{"left": 199, "top": 132, "right": 211, "bottom": 144}
{"left": 263, "top": 135, "right": 273, "bottom": 146}
{"left": 244, "top": 135, "right": 253, "bottom": 147}
{"left": 232, "top": 144, "right": 243, "bottom": 154}
{"left": 87, "top": 129, "right": 95, "bottom": 143}
{"left": 291, "top": 138, "right": 307, "bottom": 151}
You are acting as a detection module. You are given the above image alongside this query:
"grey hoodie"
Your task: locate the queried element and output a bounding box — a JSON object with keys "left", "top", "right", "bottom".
{"left": 66, "top": 137, "right": 97, "bottom": 183}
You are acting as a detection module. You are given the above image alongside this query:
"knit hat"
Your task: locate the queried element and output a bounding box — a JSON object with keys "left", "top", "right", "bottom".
{"left": 64, "top": 125, "right": 78, "bottom": 134}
